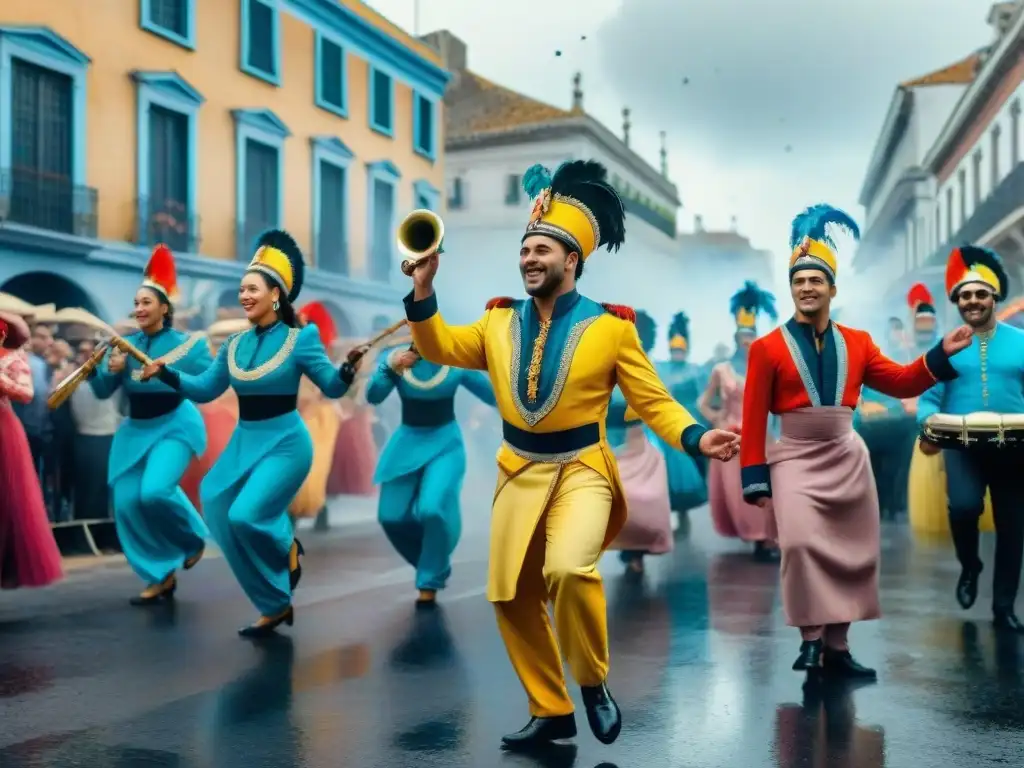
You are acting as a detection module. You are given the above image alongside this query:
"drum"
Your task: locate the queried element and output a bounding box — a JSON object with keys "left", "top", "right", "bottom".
{"left": 922, "top": 412, "right": 1024, "bottom": 449}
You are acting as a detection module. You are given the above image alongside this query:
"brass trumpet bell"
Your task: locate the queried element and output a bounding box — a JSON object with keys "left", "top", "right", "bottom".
{"left": 397, "top": 209, "right": 444, "bottom": 276}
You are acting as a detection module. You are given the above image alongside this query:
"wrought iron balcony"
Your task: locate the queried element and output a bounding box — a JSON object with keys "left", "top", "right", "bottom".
{"left": 0, "top": 166, "right": 98, "bottom": 238}
{"left": 136, "top": 196, "right": 201, "bottom": 253}
{"left": 621, "top": 195, "right": 677, "bottom": 239}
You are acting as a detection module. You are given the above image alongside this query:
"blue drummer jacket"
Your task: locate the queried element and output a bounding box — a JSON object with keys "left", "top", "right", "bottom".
{"left": 917, "top": 321, "right": 1024, "bottom": 425}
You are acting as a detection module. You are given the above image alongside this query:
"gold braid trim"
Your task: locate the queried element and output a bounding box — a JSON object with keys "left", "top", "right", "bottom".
{"left": 526, "top": 319, "right": 551, "bottom": 403}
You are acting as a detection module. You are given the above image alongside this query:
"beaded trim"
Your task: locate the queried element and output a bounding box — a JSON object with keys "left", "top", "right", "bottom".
{"left": 509, "top": 313, "right": 599, "bottom": 426}
{"left": 526, "top": 319, "right": 552, "bottom": 402}
{"left": 790, "top": 254, "right": 836, "bottom": 282}
{"left": 743, "top": 482, "right": 770, "bottom": 495}
{"left": 780, "top": 323, "right": 847, "bottom": 406}
{"left": 526, "top": 222, "right": 583, "bottom": 255}
{"left": 504, "top": 442, "right": 590, "bottom": 465}
{"left": 523, "top": 193, "right": 601, "bottom": 255}
{"left": 130, "top": 333, "right": 207, "bottom": 381}
{"left": 227, "top": 327, "right": 300, "bottom": 381}
{"left": 398, "top": 352, "right": 450, "bottom": 390}
{"left": 247, "top": 264, "right": 289, "bottom": 295}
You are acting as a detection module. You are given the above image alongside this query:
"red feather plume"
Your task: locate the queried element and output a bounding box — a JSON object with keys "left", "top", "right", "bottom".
{"left": 906, "top": 282, "right": 933, "bottom": 311}
{"left": 945, "top": 247, "right": 969, "bottom": 297}
{"left": 298, "top": 301, "right": 338, "bottom": 348}
{"left": 144, "top": 244, "right": 179, "bottom": 300}
{"left": 602, "top": 303, "right": 636, "bottom": 323}
{"left": 485, "top": 296, "right": 516, "bottom": 310}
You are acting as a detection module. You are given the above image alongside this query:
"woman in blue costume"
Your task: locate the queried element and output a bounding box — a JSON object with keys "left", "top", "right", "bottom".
{"left": 141, "top": 231, "right": 359, "bottom": 637}
{"left": 652, "top": 312, "right": 708, "bottom": 516}
{"left": 365, "top": 338, "right": 495, "bottom": 605}
{"left": 89, "top": 245, "right": 212, "bottom": 605}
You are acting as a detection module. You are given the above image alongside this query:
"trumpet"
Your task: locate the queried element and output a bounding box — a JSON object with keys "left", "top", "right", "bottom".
{"left": 46, "top": 334, "right": 155, "bottom": 409}
{"left": 397, "top": 209, "right": 444, "bottom": 276}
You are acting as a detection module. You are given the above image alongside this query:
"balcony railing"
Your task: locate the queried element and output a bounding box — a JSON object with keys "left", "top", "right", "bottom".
{"left": 136, "top": 196, "right": 201, "bottom": 253}
{"left": 0, "top": 166, "right": 98, "bottom": 238}
{"left": 620, "top": 195, "right": 677, "bottom": 239}
{"left": 314, "top": 230, "right": 349, "bottom": 276}
{"left": 927, "top": 162, "right": 1024, "bottom": 265}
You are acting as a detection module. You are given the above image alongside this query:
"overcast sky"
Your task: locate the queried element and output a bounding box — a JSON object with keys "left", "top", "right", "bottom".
{"left": 368, "top": 0, "right": 994, "bottom": 272}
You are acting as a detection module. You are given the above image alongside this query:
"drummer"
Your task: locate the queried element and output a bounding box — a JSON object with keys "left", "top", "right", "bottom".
{"left": 917, "top": 245, "right": 1024, "bottom": 633}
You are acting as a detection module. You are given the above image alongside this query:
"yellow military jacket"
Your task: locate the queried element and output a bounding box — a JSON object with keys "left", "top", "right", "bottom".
{"left": 406, "top": 289, "right": 705, "bottom": 600}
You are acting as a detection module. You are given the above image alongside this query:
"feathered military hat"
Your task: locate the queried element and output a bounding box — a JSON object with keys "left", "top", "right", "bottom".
{"left": 668, "top": 311, "right": 690, "bottom": 352}
{"left": 945, "top": 244, "right": 1008, "bottom": 301}
{"left": 141, "top": 244, "right": 179, "bottom": 302}
{"left": 634, "top": 310, "right": 656, "bottom": 354}
{"left": 521, "top": 160, "right": 626, "bottom": 261}
{"left": 789, "top": 204, "right": 860, "bottom": 283}
{"left": 248, "top": 229, "right": 306, "bottom": 303}
{"left": 730, "top": 280, "right": 778, "bottom": 334}
{"left": 298, "top": 301, "right": 337, "bottom": 348}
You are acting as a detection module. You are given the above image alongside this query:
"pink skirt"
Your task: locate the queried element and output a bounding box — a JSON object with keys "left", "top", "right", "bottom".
{"left": 609, "top": 429, "right": 673, "bottom": 554}
{"left": 0, "top": 403, "right": 63, "bottom": 588}
{"left": 709, "top": 438, "right": 776, "bottom": 542}
{"left": 327, "top": 410, "right": 376, "bottom": 496}
{"left": 768, "top": 407, "right": 879, "bottom": 627}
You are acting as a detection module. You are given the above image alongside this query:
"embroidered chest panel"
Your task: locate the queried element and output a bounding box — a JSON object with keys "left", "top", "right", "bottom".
{"left": 779, "top": 322, "right": 848, "bottom": 407}
{"left": 130, "top": 333, "right": 206, "bottom": 382}
{"left": 228, "top": 327, "right": 300, "bottom": 382}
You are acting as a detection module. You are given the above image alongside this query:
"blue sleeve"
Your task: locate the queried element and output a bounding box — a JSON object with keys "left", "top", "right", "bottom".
{"left": 916, "top": 381, "right": 945, "bottom": 428}
{"left": 88, "top": 353, "right": 123, "bottom": 399}
{"left": 294, "top": 324, "right": 353, "bottom": 399}
{"left": 179, "top": 335, "right": 214, "bottom": 375}
{"left": 366, "top": 361, "right": 400, "bottom": 405}
{"left": 159, "top": 341, "right": 231, "bottom": 404}
{"left": 680, "top": 424, "right": 708, "bottom": 458}
{"left": 460, "top": 369, "right": 496, "bottom": 405}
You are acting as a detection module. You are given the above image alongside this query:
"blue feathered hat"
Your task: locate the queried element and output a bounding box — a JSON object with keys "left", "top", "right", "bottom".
{"left": 730, "top": 281, "right": 777, "bottom": 334}
{"left": 634, "top": 310, "right": 656, "bottom": 354}
{"left": 788, "top": 204, "right": 860, "bottom": 284}
{"left": 668, "top": 311, "right": 689, "bottom": 351}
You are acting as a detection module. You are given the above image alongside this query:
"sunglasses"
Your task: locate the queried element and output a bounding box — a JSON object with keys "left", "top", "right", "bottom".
{"left": 959, "top": 289, "right": 992, "bottom": 301}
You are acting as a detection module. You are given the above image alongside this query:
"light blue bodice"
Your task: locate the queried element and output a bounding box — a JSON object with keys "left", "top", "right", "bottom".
{"left": 91, "top": 327, "right": 212, "bottom": 398}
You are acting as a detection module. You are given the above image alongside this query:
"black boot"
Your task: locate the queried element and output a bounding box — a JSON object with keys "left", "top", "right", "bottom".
{"left": 792, "top": 639, "right": 823, "bottom": 671}
{"left": 993, "top": 610, "right": 1024, "bottom": 633}
{"left": 753, "top": 541, "right": 780, "bottom": 563}
{"left": 581, "top": 681, "right": 622, "bottom": 744}
{"left": 991, "top": 506, "right": 1024, "bottom": 623}
{"left": 500, "top": 714, "right": 577, "bottom": 749}
{"left": 949, "top": 517, "right": 983, "bottom": 609}
{"left": 822, "top": 648, "right": 877, "bottom": 680}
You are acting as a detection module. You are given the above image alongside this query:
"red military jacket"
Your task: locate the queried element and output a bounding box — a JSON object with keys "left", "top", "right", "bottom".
{"left": 739, "top": 317, "right": 956, "bottom": 502}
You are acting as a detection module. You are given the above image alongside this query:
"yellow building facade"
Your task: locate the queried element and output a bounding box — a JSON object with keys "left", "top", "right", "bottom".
{"left": 0, "top": 0, "right": 448, "bottom": 333}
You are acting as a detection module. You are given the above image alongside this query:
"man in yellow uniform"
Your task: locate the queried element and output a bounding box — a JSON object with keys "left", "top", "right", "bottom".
{"left": 403, "top": 160, "right": 740, "bottom": 750}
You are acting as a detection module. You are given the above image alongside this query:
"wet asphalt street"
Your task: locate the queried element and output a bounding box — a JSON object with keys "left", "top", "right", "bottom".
{"left": 2, "top": 488, "right": 1024, "bottom": 767}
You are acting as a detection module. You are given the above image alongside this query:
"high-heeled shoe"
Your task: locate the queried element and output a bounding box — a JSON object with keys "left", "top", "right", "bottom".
{"left": 289, "top": 539, "right": 305, "bottom": 590}
{"left": 238, "top": 606, "right": 295, "bottom": 638}
{"left": 184, "top": 546, "right": 205, "bottom": 570}
{"left": 130, "top": 574, "right": 177, "bottom": 606}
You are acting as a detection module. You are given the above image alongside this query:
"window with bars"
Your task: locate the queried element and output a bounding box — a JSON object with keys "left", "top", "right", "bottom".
{"left": 370, "top": 67, "right": 393, "bottom": 134}
{"left": 370, "top": 178, "right": 394, "bottom": 281}
{"left": 414, "top": 94, "right": 434, "bottom": 157}
{"left": 9, "top": 58, "right": 74, "bottom": 233}
{"left": 242, "top": 139, "right": 279, "bottom": 254}
{"left": 148, "top": 0, "right": 189, "bottom": 39}
{"left": 316, "top": 36, "right": 346, "bottom": 114}
{"left": 505, "top": 174, "right": 521, "bottom": 205}
{"left": 148, "top": 105, "right": 190, "bottom": 251}
{"left": 318, "top": 161, "right": 348, "bottom": 274}
{"left": 245, "top": 0, "right": 277, "bottom": 80}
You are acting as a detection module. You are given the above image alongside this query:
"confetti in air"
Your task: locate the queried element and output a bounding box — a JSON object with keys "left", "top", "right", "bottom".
{"left": 555, "top": 50, "right": 562, "bottom": 56}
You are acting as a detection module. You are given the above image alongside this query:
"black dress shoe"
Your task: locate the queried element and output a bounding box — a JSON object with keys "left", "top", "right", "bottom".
{"left": 581, "top": 681, "right": 622, "bottom": 744}
{"left": 957, "top": 565, "right": 982, "bottom": 609}
{"left": 238, "top": 607, "right": 294, "bottom": 638}
{"left": 993, "top": 610, "right": 1024, "bottom": 633}
{"left": 792, "top": 639, "right": 823, "bottom": 671}
{"left": 500, "top": 714, "right": 577, "bottom": 749}
{"left": 753, "top": 541, "right": 781, "bottom": 563}
{"left": 289, "top": 539, "right": 305, "bottom": 590}
{"left": 822, "top": 648, "right": 877, "bottom": 680}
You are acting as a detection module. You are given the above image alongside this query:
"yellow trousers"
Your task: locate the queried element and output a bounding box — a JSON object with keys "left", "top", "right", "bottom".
{"left": 493, "top": 462, "right": 613, "bottom": 717}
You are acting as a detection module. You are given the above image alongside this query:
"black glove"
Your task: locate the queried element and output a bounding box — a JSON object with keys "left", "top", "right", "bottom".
{"left": 339, "top": 362, "right": 356, "bottom": 385}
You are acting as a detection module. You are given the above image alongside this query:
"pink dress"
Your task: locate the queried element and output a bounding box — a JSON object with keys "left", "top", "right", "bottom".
{"left": 609, "top": 419, "right": 674, "bottom": 555}
{"left": 705, "top": 362, "right": 776, "bottom": 542}
{"left": 0, "top": 349, "right": 63, "bottom": 588}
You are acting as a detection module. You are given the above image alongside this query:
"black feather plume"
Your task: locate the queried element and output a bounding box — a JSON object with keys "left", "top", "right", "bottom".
{"left": 634, "top": 310, "right": 656, "bottom": 353}
{"left": 550, "top": 160, "right": 626, "bottom": 252}
{"left": 255, "top": 229, "right": 305, "bottom": 302}
{"left": 958, "top": 244, "right": 1009, "bottom": 299}
{"left": 668, "top": 311, "right": 689, "bottom": 342}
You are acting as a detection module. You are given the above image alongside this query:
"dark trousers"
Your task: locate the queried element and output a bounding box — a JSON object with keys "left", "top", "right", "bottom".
{"left": 72, "top": 434, "right": 113, "bottom": 520}
{"left": 945, "top": 449, "right": 1024, "bottom": 613}
{"left": 859, "top": 416, "right": 916, "bottom": 516}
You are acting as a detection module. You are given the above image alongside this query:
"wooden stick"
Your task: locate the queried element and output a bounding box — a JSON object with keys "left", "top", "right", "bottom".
{"left": 346, "top": 319, "right": 408, "bottom": 363}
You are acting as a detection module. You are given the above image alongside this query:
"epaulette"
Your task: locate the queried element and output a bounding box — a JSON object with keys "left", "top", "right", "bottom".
{"left": 601, "top": 303, "right": 636, "bottom": 323}
{"left": 485, "top": 296, "right": 516, "bottom": 310}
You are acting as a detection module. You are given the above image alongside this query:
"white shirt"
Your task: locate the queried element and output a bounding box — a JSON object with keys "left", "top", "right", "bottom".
{"left": 70, "top": 384, "right": 122, "bottom": 436}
